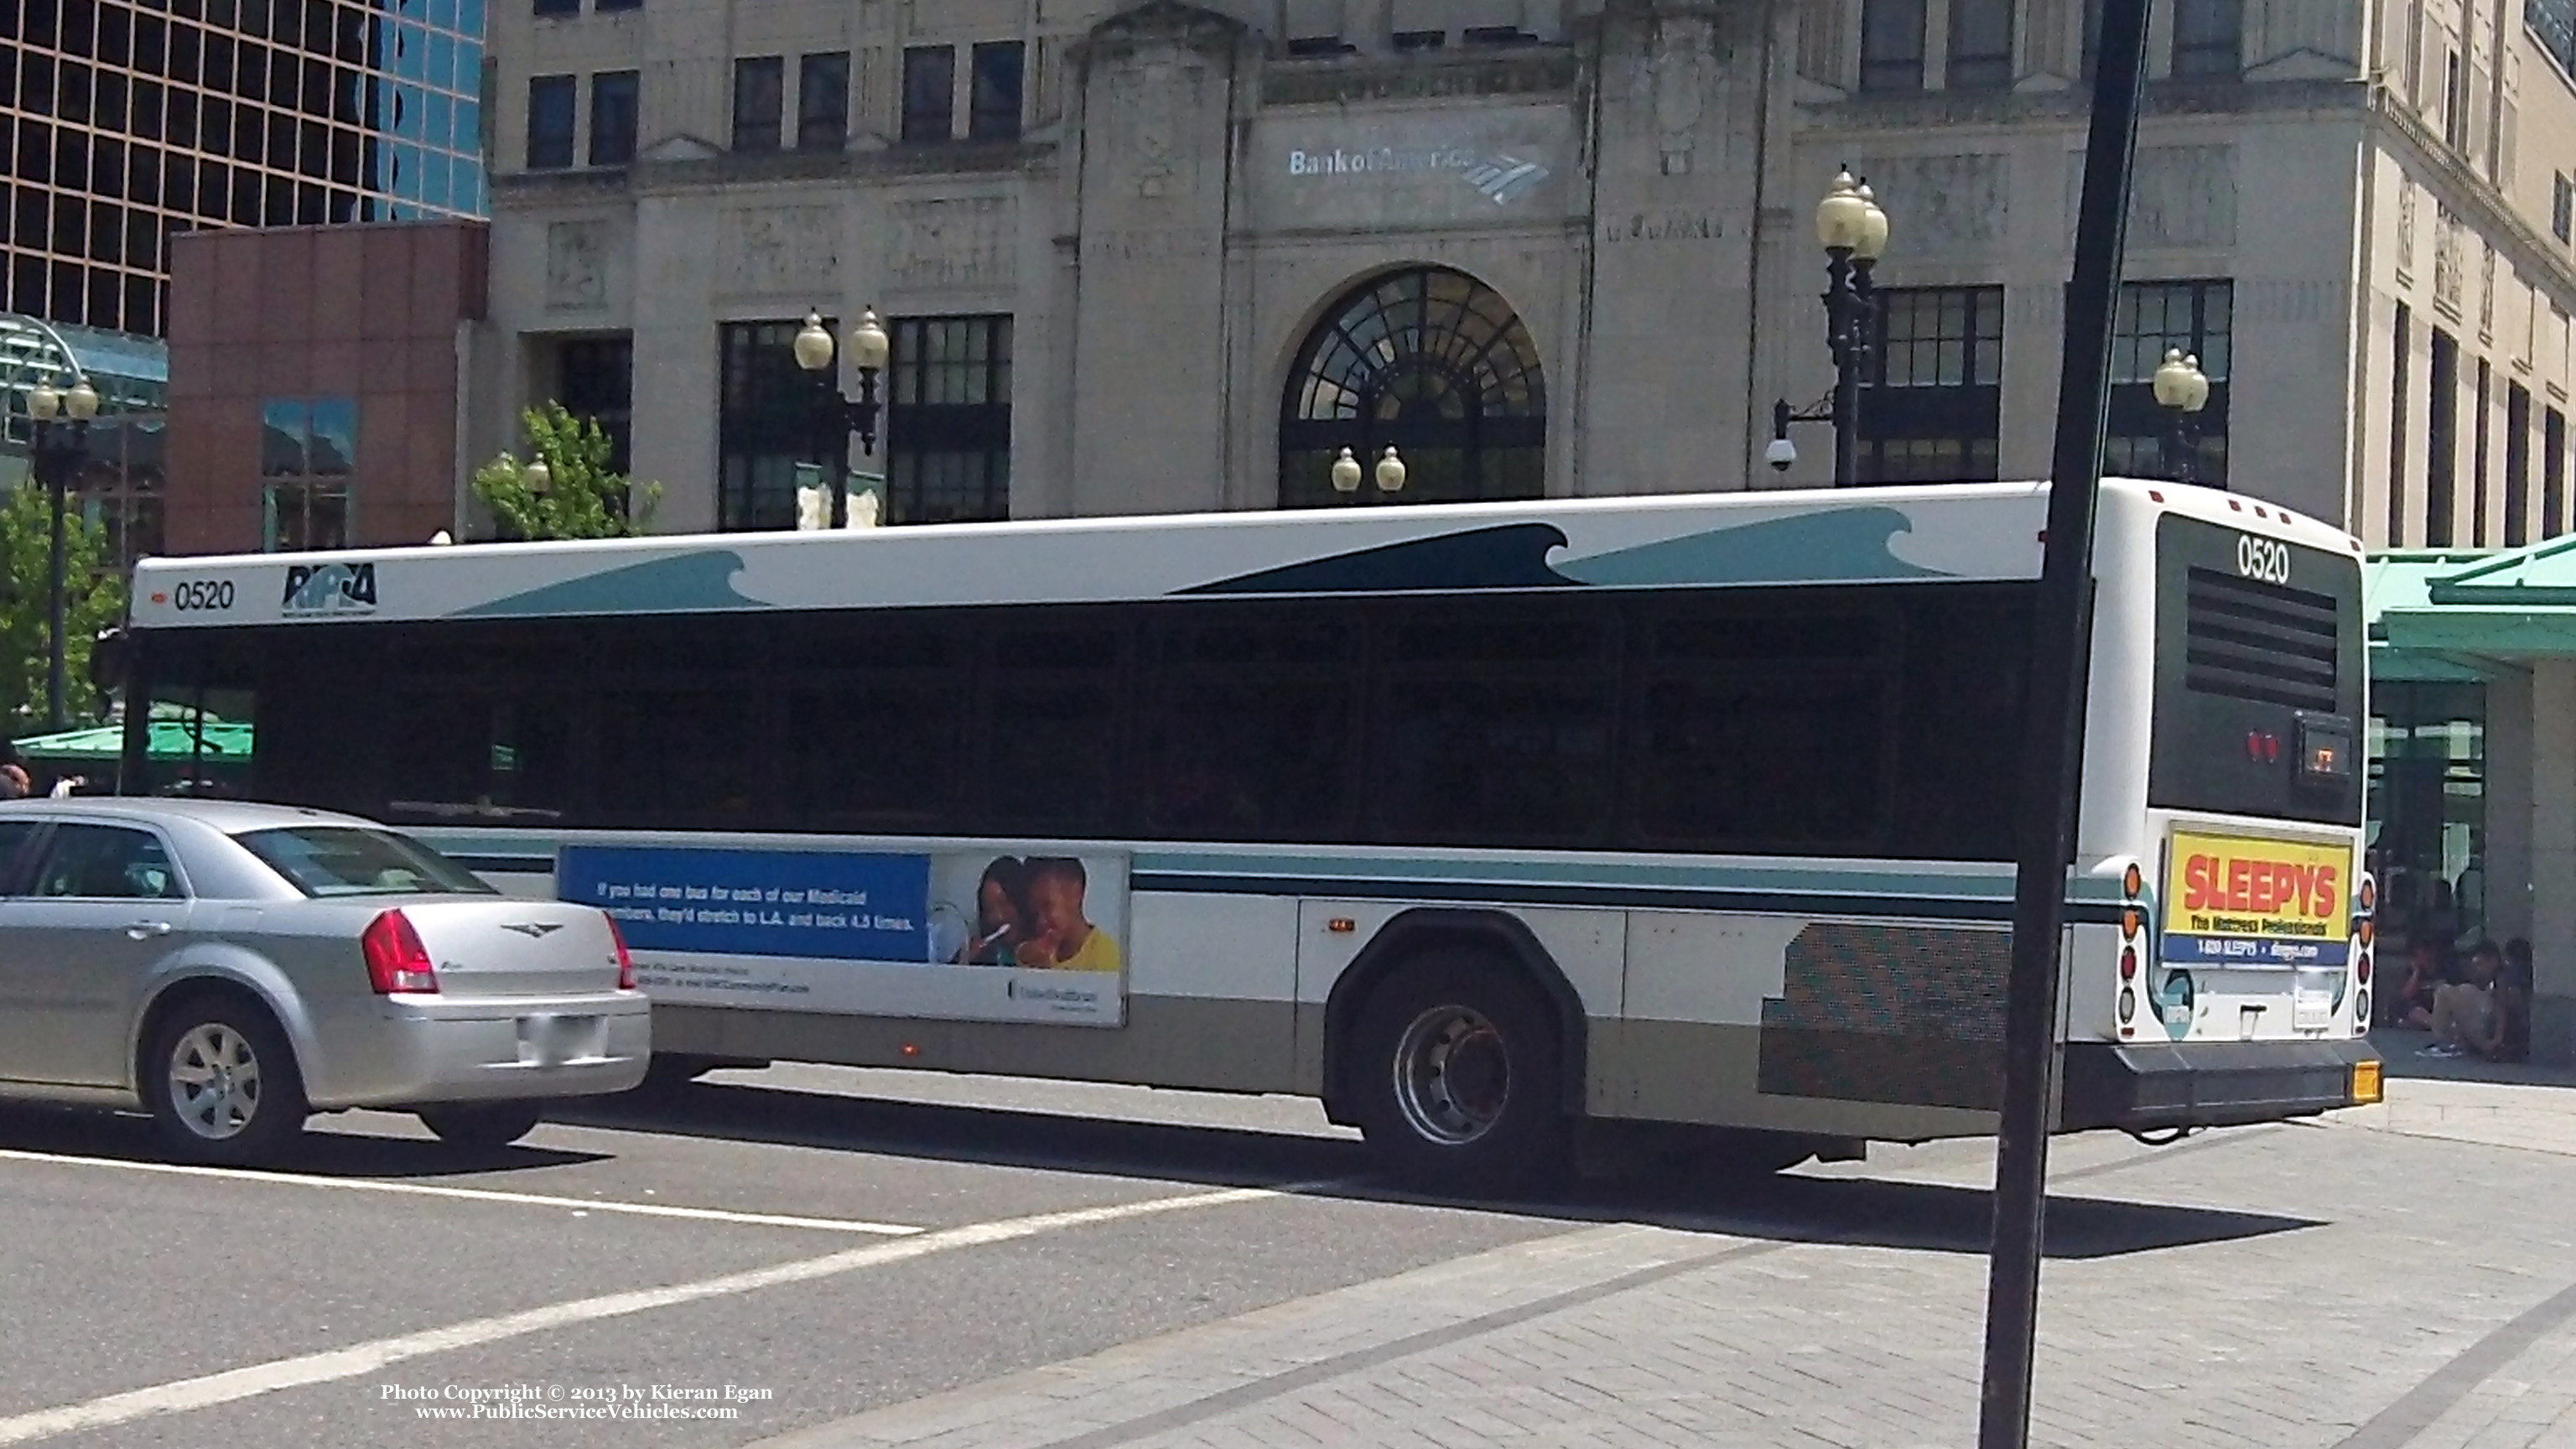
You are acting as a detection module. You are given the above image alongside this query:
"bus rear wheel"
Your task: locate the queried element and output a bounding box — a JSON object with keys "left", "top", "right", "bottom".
{"left": 1351, "top": 953, "right": 1569, "bottom": 1196}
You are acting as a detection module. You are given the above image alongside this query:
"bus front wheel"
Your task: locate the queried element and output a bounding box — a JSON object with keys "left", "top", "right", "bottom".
{"left": 1351, "top": 953, "right": 1571, "bottom": 1195}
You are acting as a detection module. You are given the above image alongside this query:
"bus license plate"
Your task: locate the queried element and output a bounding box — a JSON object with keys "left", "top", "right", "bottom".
{"left": 2293, "top": 989, "right": 2332, "bottom": 1030}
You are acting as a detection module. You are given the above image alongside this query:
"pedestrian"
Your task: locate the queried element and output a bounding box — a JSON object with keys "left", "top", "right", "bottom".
{"left": 0, "top": 741, "right": 27, "bottom": 802}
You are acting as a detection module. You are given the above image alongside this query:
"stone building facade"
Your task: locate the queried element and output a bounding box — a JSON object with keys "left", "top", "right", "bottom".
{"left": 466, "top": 0, "right": 2576, "bottom": 545}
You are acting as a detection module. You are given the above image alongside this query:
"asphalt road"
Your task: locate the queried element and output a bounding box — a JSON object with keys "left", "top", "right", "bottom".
{"left": 0, "top": 1064, "right": 1595, "bottom": 1448}
{"left": 0, "top": 1061, "right": 2483, "bottom": 1449}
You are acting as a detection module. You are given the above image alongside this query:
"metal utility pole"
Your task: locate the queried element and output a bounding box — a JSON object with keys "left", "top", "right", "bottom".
{"left": 1975, "top": 0, "right": 2152, "bottom": 1438}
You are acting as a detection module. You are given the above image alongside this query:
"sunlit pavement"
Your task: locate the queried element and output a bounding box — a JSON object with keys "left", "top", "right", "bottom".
{"left": 0, "top": 1065, "right": 2563, "bottom": 1448}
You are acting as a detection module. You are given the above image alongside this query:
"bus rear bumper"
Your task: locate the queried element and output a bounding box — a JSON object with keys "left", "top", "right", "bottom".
{"left": 2059, "top": 1037, "right": 2381, "bottom": 1131}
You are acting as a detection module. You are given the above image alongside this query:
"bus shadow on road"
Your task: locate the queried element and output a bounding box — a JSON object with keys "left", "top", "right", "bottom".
{"left": 555, "top": 1081, "right": 2319, "bottom": 1261}
{"left": 0, "top": 1101, "right": 611, "bottom": 1178}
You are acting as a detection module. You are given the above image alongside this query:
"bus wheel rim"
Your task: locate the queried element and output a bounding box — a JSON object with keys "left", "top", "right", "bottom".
{"left": 1392, "top": 1005, "right": 1511, "bottom": 1146}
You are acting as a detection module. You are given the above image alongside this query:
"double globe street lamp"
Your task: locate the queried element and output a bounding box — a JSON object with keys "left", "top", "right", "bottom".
{"left": 1328, "top": 444, "right": 1408, "bottom": 503}
{"left": 27, "top": 376, "right": 101, "bottom": 732}
{"left": 2152, "top": 346, "right": 2211, "bottom": 485}
{"left": 793, "top": 308, "right": 892, "bottom": 528}
{"left": 1767, "top": 168, "right": 1891, "bottom": 486}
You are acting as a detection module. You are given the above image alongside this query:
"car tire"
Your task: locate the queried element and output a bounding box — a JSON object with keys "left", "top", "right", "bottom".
{"left": 417, "top": 1102, "right": 546, "bottom": 1150}
{"left": 1350, "top": 950, "right": 1571, "bottom": 1197}
{"left": 143, "top": 992, "right": 309, "bottom": 1166}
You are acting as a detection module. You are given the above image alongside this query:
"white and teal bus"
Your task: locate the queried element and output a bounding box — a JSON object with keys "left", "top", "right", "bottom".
{"left": 117, "top": 479, "right": 2379, "bottom": 1187}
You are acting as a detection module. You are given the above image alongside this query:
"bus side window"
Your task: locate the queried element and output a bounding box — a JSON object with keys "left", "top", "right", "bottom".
{"left": 1138, "top": 606, "right": 1359, "bottom": 841}
{"left": 1372, "top": 598, "right": 1617, "bottom": 849}
{"left": 1627, "top": 594, "right": 1893, "bottom": 854}
{"left": 980, "top": 619, "right": 1127, "bottom": 837}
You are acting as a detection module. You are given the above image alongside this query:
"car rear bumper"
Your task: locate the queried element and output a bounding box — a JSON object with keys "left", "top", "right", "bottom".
{"left": 309, "top": 993, "right": 652, "bottom": 1108}
{"left": 2059, "top": 1036, "right": 2380, "bottom": 1132}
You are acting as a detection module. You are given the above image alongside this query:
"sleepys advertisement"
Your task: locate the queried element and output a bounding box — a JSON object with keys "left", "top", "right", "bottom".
{"left": 2158, "top": 829, "right": 2353, "bottom": 969}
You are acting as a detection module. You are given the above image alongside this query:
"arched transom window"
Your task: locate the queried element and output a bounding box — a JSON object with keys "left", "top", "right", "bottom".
{"left": 1278, "top": 267, "right": 1547, "bottom": 507}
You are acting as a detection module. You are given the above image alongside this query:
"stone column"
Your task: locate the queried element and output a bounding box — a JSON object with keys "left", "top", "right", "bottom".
{"left": 2487, "top": 664, "right": 2535, "bottom": 947}
{"left": 1581, "top": 2, "right": 1774, "bottom": 494}
{"left": 1067, "top": 8, "right": 1243, "bottom": 516}
{"left": 2528, "top": 661, "right": 2576, "bottom": 1064}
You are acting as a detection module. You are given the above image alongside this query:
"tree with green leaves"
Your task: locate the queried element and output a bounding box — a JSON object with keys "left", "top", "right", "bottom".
{"left": 470, "top": 402, "right": 663, "bottom": 541}
{"left": 0, "top": 484, "right": 126, "bottom": 731}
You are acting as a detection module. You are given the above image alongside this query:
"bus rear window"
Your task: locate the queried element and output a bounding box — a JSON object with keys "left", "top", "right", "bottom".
{"left": 2147, "top": 514, "right": 2364, "bottom": 826}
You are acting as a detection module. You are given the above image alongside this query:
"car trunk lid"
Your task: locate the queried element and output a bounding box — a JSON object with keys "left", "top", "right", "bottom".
{"left": 393, "top": 898, "right": 625, "bottom": 997}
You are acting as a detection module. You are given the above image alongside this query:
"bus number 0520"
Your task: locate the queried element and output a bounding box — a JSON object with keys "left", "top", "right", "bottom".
{"left": 2236, "top": 535, "right": 2293, "bottom": 586}
{"left": 172, "top": 580, "right": 235, "bottom": 611}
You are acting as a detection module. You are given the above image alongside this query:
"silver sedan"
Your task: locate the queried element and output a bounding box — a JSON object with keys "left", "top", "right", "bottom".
{"left": 0, "top": 797, "right": 650, "bottom": 1162}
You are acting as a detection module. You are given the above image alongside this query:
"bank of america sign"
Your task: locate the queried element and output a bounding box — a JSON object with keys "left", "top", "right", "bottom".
{"left": 1285, "top": 146, "right": 1551, "bottom": 205}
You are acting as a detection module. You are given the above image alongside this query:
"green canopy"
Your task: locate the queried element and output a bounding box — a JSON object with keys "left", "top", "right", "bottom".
{"left": 13, "top": 718, "right": 254, "bottom": 764}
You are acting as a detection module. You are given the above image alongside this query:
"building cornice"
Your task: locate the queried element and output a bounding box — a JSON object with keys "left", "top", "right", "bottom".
{"left": 491, "top": 142, "right": 1057, "bottom": 203}
{"left": 2364, "top": 83, "right": 2576, "bottom": 314}
{"left": 1255, "top": 48, "right": 1579, "bottom": 107}
{"left": 1796, "top": 75, "right": 2366, "bottom": 132}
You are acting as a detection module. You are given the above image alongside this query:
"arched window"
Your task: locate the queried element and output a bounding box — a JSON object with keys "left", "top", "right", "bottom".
{"left": 1278, "top": 267, "right": 1546, "bottom": 507}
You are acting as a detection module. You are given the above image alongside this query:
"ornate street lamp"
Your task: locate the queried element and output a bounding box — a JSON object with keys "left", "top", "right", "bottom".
{"left": 2152, "top": 347, "right": 2211, "bottom": 485}
{"left": 1768, "top": 169, "right": 1892, "bottom": 486}
{"left": 28, "top": 376, "right": 100, "bottom": 732}
{"left": 793, "top": 307, "right": 891, "bottom": 528}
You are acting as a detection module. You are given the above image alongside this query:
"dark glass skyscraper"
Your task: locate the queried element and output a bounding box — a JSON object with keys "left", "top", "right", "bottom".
{"left": 0, "top": 0, "right": 486, "bottom": 337}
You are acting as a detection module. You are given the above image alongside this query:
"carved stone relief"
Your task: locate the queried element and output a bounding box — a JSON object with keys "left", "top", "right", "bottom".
{"left": 1855, "top": 153, "right": 2007, "bottom": 256}
{"left": 886, "top": 197, "right": 1017, "bottom": 292}
{"left": 544, "top": 221, "right": 608, "bottom": 310}
{"left": 1107, "top": 54, "right": 1210, "bottom": 200}
{"left": 2396, "top": 178, "right": 2417, "bottom": 283}
{"left": 2433, "top": 207, "right": 2464, "bottom": 314}
{"left": 2480, "top": 243, "right": 2497, "bottom": 339}
{"left": 1639, "top": 13, "right": 1720, "bottom": 175}
{"left": 2064, "top": 146, "right": 2235, "bottom": 248}
{"left": 718, "top": 206, "right": 840, "bottom": 297}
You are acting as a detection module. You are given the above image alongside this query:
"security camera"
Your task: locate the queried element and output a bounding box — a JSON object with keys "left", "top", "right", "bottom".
{"left": 1765, "top": 436, "right": 1797, "bottom": 471}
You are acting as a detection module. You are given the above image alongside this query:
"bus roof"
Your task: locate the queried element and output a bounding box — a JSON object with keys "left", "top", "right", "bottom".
{"left": 127, "top": 478, "right": 2355, "bottom": 631}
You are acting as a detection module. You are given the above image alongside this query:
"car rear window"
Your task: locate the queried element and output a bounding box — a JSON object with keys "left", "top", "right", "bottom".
{"left": 235, "top": 826, "right": 499, "bottom": 898}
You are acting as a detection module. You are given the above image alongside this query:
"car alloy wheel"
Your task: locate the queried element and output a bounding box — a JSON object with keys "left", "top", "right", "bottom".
{"left": 165, "top": 1021, "right": 265, "bottom": 1140}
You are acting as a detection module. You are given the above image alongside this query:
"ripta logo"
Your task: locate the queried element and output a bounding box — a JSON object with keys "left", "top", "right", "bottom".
{"left": 281, "top": 561, "right": 377, "bottom": 615}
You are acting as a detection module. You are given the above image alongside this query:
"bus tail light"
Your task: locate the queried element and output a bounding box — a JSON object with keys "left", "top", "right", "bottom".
{"left": 2356, "top": 950, "right": 2371, "bottom": 985}
{"left": 2117, "top": 988, "right": 2137, "bottom": 1024}
{"left": 2120, "top": 947, "right": 2137, "bottom": 980}
{"left": 361, "top": 910, "right": 439, "bottom": 995}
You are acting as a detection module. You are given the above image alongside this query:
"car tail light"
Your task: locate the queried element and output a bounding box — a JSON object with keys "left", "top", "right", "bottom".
{"left": 608, "top": 916, "right": 636, "bottom": 991}
{"left": 361, "top": 909, "right": 439, "bottom": 995}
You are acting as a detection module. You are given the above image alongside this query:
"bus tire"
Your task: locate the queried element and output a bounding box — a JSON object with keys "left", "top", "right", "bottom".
{"left": 1350, "top": 951, "right": 1571, "bottom": 1195}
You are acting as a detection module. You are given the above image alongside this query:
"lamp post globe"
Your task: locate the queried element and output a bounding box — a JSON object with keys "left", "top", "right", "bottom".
{"left": 28, "top": 383, "right": 60, "bottom": 421}
{"left": 1374, "top": 445, "right": 1406, "bottom": 494}
{"left": 792, "top": 310, "right": 835, "bottom": 372}
{"left": 2152, "top": 347, "right": 2194, "bottom": 409}
{"left": 1815, "top": 168, "right": 1870, "bottom": 252}
{"left": 849, "top": 308, "right": 891, "bottom": 372}
{"left": 522, "top": 458, "right": 552, "bottom": 494}
{"left": 1855, "top": 183, "right": 1890, "bottom": 262}
{"left": 65, "top": 379, "right": 100, "bottom": 420}
{"left": 2179, "top": 354, "right": 2210, "bottom": 413}
{"left": 1330, "top": 446, "right": 1363, "bottom": 494}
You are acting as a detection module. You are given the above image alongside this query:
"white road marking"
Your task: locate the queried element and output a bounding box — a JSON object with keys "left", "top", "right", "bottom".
{"left": 0, "top": 1180, "right": 1308, "bottom": 1446}
{"left": 0, "top": 1145, "right": 923, "bottom": 1237}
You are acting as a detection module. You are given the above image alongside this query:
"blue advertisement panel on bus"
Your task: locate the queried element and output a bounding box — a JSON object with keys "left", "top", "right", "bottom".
{"left": 556, "top": 844, "right": 1129, "bottom": 1026}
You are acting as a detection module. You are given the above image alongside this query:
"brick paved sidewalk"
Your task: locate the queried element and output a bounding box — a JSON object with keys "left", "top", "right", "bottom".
{"left": 755, "top": 1079, "right": 2576, "bottom": 1449}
